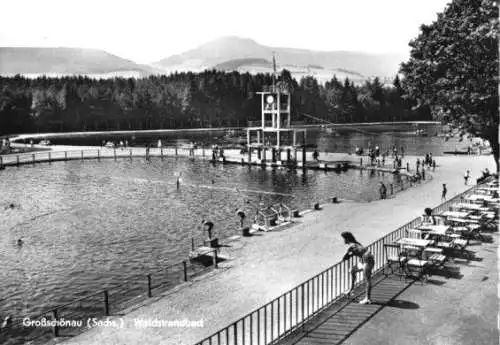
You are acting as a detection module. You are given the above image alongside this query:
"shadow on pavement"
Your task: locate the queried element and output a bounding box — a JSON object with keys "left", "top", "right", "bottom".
{"left": 379, "top": 299, "right": 420, "bottom": 309}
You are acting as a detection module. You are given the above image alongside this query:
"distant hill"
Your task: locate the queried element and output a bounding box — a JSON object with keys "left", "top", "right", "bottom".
{"left": 212, "top": 57, "right": 368, "bottom": 84}
{"left": 153, "top": 36, "right": 406, "bottom": 81}
{"left": 0, "top": 47, "right": 160, "bottom": 77}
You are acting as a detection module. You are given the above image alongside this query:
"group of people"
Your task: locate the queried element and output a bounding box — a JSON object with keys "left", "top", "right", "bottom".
{"left": 211, "top": 145, "right": 225, "bottom": 161}
{"left": 201, "top": 209, "right": 247, "bottom": 241}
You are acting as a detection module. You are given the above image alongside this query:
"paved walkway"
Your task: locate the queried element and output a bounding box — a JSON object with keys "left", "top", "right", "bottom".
{"left": 281, "top": 232, "right": 498, "bottom": 345}
{"left": 48, "top": 153, "right": 496, "bottom": 345}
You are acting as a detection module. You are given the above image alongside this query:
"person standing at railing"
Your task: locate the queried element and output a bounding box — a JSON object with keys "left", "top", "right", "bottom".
{"left": 441, "top": 184, "right": 447, "bottom": 201}
{"left": 341, "top": 232, "right": 374, "bottom": 305}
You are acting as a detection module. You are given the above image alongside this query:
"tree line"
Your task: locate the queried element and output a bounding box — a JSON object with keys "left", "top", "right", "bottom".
{"left": 0, "top": 70, "right": 431, "bottom": 136}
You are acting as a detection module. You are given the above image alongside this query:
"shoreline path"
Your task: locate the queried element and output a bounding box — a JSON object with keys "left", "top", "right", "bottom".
{"left": 11, "top": 146, "right": 494, "bottom": 345}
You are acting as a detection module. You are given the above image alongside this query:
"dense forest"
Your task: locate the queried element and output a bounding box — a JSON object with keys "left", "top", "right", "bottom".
{"left": 0, "top": 70, "right": 431, "bottom": 135}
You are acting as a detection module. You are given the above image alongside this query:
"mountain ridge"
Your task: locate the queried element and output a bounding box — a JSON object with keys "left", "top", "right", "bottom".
{"left": 153, "top": 36, "right": 405, "bottom": 78}
{"left": 0, "top": 47, "right": 159, "bottom": 77}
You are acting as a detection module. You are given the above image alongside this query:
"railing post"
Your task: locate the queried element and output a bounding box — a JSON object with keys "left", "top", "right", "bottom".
{"left": 16, "top": 155, "right": 20, "bottom": 166}
{"left": 175, "top": 146, "right": 178, "bottom": 157}
{"left": 103, "top": 290, "right": 110, "bottom": 316}
{"left": 202, "top": 147, "right": 205, "bottom": 157}
{"left": 32, "top": 153, "right": 35, "bottom": 164}
{"left": 301, "top": 284, "right": 305, "bottom": 322}
{"left": 147, "top": 274, "right": 152, "bottom": 298}
{"left": 48, "top": 152, "right": 51, "bottom": 163}
{"left": 0, "top": 156, "right": 3, "bottom": 166}
{"left": 183, "top": 261, "right": 188, "bottom": 282}
{"left": 114, "top": 149, "right": 117, "bottom": 161}
{"left": 81, "top": 150, "right": 84, "bottom": 161}
{"left": 160, "top": 147, "right": 164, "bottom": 160}
{"left": 407, "top": 162, "right": 410, "bottom": 172}
{"left": 130, "top": 149, "right": 132, "bottom": 161}
{"left": 52, "top": 309, "right": 59, "bottom": 337}
{"left": 64, "top": 151, "right": 67, "bottom": 160}
{"left": 360, "top": 158, "right": 362, "bottom": 167}
{"left": 97, "top": 150, "right": 100, "bottom": 161}
{"left": 192, "top": 237, "right": 195, "bottom": 251}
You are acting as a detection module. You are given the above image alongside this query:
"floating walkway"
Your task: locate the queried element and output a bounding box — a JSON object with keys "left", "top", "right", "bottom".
{"left": 0, "top": 146, "right": 404, "bottom": 176}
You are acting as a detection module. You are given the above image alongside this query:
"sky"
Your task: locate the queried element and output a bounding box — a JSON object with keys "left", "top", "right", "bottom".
{"left": 0, "top": 0, "right": 451, "bottom": 64}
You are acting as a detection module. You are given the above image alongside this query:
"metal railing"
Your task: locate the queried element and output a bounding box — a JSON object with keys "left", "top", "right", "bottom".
{"left": 193, "top": 179, "right": 494, "bottom": 345}
{"left": 0, "top": 146, "right": 217, "bottom": 168}
{"left": 1, "top": 248, "right": 219, "bottom": 345}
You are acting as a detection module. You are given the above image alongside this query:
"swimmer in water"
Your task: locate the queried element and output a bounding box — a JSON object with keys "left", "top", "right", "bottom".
{"left": 17, "top": 238, "right": 23, "bottom": 246}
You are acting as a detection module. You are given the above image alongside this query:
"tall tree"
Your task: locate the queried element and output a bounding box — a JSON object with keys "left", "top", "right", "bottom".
{"left": 400, "top": 0, "right": 499, "bottom": 170}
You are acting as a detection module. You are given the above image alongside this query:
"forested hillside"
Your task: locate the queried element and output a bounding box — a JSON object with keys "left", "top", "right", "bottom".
{"left": 0, "top": 70, "right": 430, "bottom": 135}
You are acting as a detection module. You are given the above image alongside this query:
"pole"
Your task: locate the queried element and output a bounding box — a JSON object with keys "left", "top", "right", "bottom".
{"left": 147, "top": 275, "right": 152, "bottom": 298}
{"left": 52, "top": 309, "right": 59, "bottom": 337}
{"left": 183, "top": 261, "right": 188, "bottom": 282}
{"left": 103, "top": 290, "right": 110, "bottom": 316}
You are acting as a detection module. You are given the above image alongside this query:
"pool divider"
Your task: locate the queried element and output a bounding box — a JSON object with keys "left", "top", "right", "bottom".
{"left": 1, "top": 147, "right": 434, "bottom": 201}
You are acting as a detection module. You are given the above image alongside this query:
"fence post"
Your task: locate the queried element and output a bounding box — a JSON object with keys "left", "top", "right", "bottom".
{"left": 360, "top": 158, "right": 362, "bottom": 167}
{"left": 64, "top": 151, "right": 67, "bottom": 160}
{"left": 160, "top": 147, "right": 163, "bottom": 160}
{"left": 16, "top": 155, "right": 20, "bottom": 166}
{"left": 48, "top": 152, "right": 51, "bottom": 163}
{"left": 213, "top": 250, "right": 218, "bottom": 268}
{"left": 52, "top": 309, "right": 59, "bottom": 337}
{"left": 175, "top": 146, "right": 178, "bottom": 157}
{"left": 32, "top": 153, "right": 35, "bottom": 164}
{"left": 0, "top": 156, "right": 3, "bottom": 166}
{"left": 183, "top": 261, "right": 188, "bottom": 282}
{"left": 130, "top": 149, "right": 132, "bottom": 161}
{"left": 97, "top": 150, "right": 100, "bottom": 161}
{"left": 114, "top": 149, "right": 117, "bottom": 161}
{"left": 103, "top": 290, "right": 110, "bottom": 316}
{"left": 147, "top": 274, "right": 152, "bottom": 298}
{"left": 81, "top": 150, "right": 84, "bottom": 161}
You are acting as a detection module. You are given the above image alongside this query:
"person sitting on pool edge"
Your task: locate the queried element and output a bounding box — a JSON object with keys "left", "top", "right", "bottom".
{"left": 341, "top": 231, "right": 375, "bottom": 305}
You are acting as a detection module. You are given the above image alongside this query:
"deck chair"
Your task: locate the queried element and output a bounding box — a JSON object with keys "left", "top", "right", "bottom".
{"left": 401, "top": 245, "right": 430, "bottom": 284}
{"left": 423, "top": 247, "right": 449, "bottom": 277}
{"left": 383, "top": 243, "right": 407, "bottom": 278}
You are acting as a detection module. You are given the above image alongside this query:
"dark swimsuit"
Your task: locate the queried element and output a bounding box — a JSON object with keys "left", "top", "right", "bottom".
{"left": 348, "top": 243, "right": 375, "bottom": 267}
